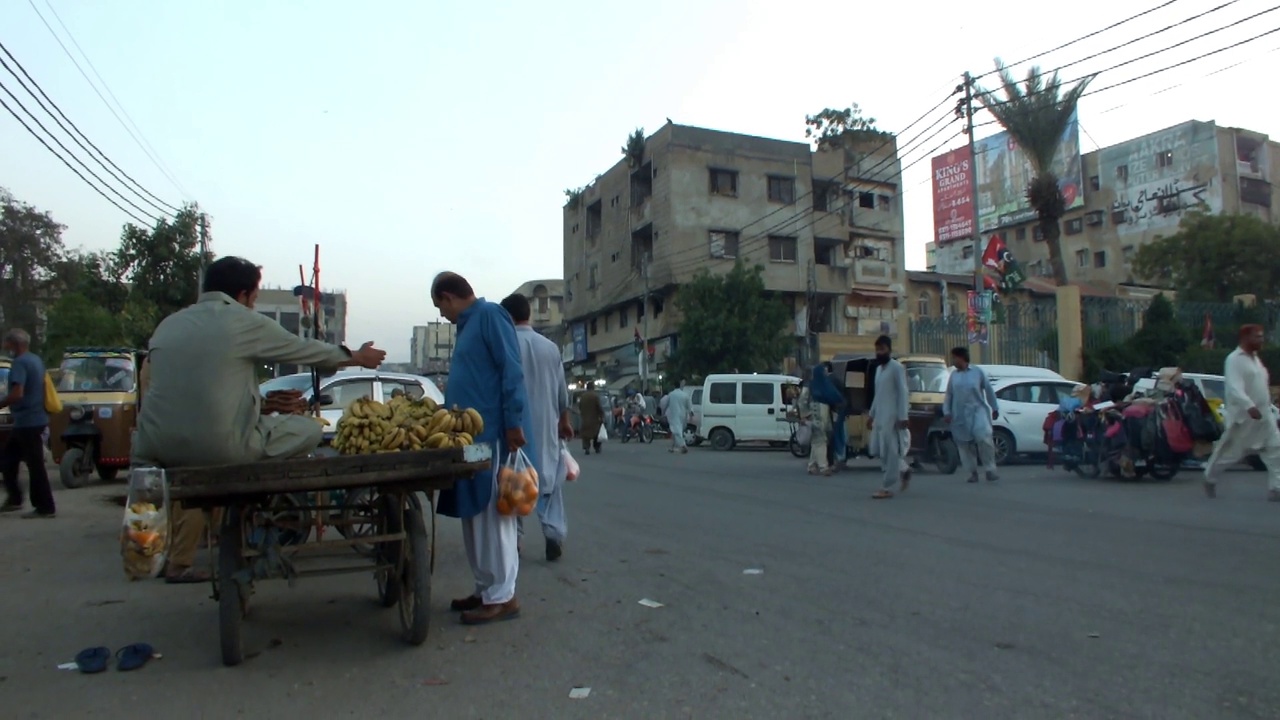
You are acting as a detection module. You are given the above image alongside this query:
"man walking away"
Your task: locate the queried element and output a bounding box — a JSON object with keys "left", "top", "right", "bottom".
{"left": 501, "top": 293, "right": 574, "bottom": 562}
{"left": 666, "top": 380, "right": 693, "bottom": 454}
{"left": 799, "top": 377, "right": 831, "bottom": 476}
{"left": 433, "top": 272, "right": 530, "bottom": 624}
{"left": 0, "top": 329, "right": 55, "bottom": 518}
{"left": 578, "top": 387, "right": 603, "bottom": 455}
{"left": 1203, "top": 324, "right": 1280, "bottom": 501}
{"left": 868, "top": 335, "right": 910, "bottom": 499}
{"left": 944, "top": 346, "right": 1001, "bottom": 484}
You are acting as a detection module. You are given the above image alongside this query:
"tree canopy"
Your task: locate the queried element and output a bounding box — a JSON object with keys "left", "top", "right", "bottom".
{"left": 112, "top": 207, "right": 208, "bottom": 319}
{"left": 804, "top": 103, "right": 890, "bottom": 151}
{"left": 1133, "top": 212, "right": 1280, "bottom": 302}
{"left": 667, "top": 262, "right": 791, "bottom": 380}
{"left": 0, "top": 188, "right": 66, "bottom": 342}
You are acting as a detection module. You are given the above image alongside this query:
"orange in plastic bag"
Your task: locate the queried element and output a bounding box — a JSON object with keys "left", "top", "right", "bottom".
{"left": 496, "top": 447, "right": 538, "bottom": 517}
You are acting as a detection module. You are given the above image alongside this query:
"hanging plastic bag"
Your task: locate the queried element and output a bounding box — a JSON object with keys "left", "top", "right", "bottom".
{"left": 793, "top": 422, "right": 812, "bottom": 447}
{"left": 496, "top": 446, "right": 538, "bottom": 517}
{"left": 43, "top": 372, "right": 63, "bottom": 414}
{"left": 121, "top": 467, "right": 170, "bottom": 580}
{"left": 597, "top": 423, "right": 608, "bottom": 443}
{"left": 562, "top": 441, "right": 580, "bottom": 482}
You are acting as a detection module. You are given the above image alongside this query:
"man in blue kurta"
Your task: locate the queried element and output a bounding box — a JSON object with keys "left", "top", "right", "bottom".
{"left": 432, "top": 272, "right": 532, "bottom": 625}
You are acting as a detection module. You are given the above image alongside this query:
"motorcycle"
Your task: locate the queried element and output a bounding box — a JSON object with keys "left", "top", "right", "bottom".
{"left": 620, "top": 413, "right": 655, "bottom": 443}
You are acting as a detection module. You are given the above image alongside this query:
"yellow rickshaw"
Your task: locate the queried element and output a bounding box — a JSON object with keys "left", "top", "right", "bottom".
{"left": 49, "top": 347, "right": 145, "bottom": 488}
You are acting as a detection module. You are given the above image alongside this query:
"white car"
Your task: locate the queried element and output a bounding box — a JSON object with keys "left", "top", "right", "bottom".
{"left": 259, "top": 369, "right": 445, "bottom": 438}
{"left": 988, "top": 375, "right": 1081, "bottom": 465}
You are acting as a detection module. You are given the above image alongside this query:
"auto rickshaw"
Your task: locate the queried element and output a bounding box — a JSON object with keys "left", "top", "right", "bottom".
{"left": 49, "top": 347, "right": 145, "bottom": 489}
{"left": 825, "top": 353, "right": 958, "bottom": 473}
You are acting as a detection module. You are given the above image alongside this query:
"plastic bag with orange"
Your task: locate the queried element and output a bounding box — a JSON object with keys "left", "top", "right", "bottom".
{"left": 495, "top": 447, "right": 539, "bottom": 517}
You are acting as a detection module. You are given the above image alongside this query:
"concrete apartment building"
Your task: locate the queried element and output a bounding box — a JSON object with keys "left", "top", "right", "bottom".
{"left": 256, "top": 286, "right": 348, "bottom": 377}
{"left": 509, "top": 279, "right": 566, "bottom": 345}
{"left": 930, "top": 120, "right": 1279, "bottom": 285}
{"left": 409, "top": 321, "right": 456, "bottom": 374}
{"left": 562, "top": 122, "right": 905, "bottom": 389}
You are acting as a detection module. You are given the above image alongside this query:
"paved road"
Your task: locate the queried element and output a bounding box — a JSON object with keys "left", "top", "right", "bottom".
{"left": 1, "top": 444, "right": 1277, "bottom": 719}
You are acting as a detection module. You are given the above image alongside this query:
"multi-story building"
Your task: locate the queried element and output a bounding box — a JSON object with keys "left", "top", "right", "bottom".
{"left": 932, "top": 120, "right": 1279, "bottom": 284}
{"left": 410, "top": 321, "right": 456, "bottom": 374}
{"left": 256, "top": 286, "right": 348, "bottom": 376}
{"left": 562, "top": 122, "right": 906, "bottom": 389}
{"left": 509, "top": 279, "right": 566, "bottom": 345}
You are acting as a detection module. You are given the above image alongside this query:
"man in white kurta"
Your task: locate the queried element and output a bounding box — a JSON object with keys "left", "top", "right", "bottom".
{"left": 1203, "top": 325, "right": 1280, "bottom": 502}
{"left": 665, "top": 381, "right": 693, "bottom": 454}
{"left": 501, "top": 294, "right": 574, "bottom": 559}
{"left": 868, "top": 335, "right": 911, "bottom": 499}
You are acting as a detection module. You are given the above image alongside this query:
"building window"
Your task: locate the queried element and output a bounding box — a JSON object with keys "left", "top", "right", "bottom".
{"left": 636, "top": 298, "right": 645, "bottom": 320}
{"left": 604, "top": 314, "right": 611, "bottom": 332}
{"left": 961, "top": 245, "right": 974, "bottom": 259}
{"left": 1065, "top": 218, "right": 1084, "bottom": 235}
{"left": 589, "top": 319, "right": 597, "bottom": 336}
{"left": 813, "top": 180, "right": 834, "bottom": 211}
{"left": 768, "top": 236, "right": 798, "bottom": 263}
{"left": 1156, "top": 150, "right": 1174, "bottom": 168}
{"left": 917, "top": 292, "right": 931, "bottom": 317}
{"left": 945, "top": 293, "right": 959, "bottom": 317}
{"left": 814, "top": 238, "right": 843, "bottom": 266}
{"left": 709, "top": 230, "right": 740, "bottom": 259}
{"left": 586, "top": 200, "right": 603, "bottom": 240}
{"left": 767, "top": 176, "right": 796, "bottom": 204}
{"left": 1094, "top": 251, "right": 1107, "bottom": 268}
{"left": 709, "top": 168, "right": 738, "bottom": 197}
{"left": 1089, "top": 175, "right": 1099, "bottom": 191}
{"left": 877, "top": 194, "right": 892, "bottom": 211}
{"left": 588, "top": 264, "right": 599, "bottom": 289}
{"left": 1115, "top": 165, "right": 1129, "bottom": 182}
{"left": 1076, "top": 249, "right": 1088, "bottom": 268}
{"left": 1015, "top": 227, "right": 1027, "bottom": 241}
{"left": 619, "top": 307, "right": 629, "bottom": 328}
{"left": 858, "top": 191, "right": 875, "bottom": 209}
{"left": 654, "top": 297, "right": 664, "bottom": 315}
{"left": 1033, "top": 226, "right": 1045, "bottom": 241}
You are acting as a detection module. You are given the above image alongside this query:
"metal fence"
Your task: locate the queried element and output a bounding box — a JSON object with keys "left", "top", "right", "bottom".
{"left": 909, "top": 315, "right": 967, "bottom": 359}
{"left": 1081, "top": 296, "right": 1152, "bottom": 350}
{"left": 996, "top": 299, "right": 1058, "bottom": 369}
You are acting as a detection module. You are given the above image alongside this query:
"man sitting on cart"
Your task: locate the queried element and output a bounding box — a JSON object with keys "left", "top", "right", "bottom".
{"left": 135, "top": 256, "right": 387, "bottom": 584}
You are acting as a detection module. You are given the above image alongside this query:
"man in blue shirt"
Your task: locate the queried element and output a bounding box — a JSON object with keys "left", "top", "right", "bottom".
{"left": 432, "top": 272, "right": 530, "bottom": 626}
{"left": 0, "top": 329, "right": 55, "bottom": 518}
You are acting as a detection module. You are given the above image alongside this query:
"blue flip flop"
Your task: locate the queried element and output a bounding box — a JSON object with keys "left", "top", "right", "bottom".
{"left": 74, "top": 646, "right": 111, "bottom": 674}
{"left": 115, "top": 643, "right": 155, "bottom": 672}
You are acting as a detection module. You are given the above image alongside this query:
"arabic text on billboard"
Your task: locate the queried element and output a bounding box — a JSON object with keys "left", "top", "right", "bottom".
{"left": 974, "top": 110, "right": 1084, "bottom": 233}
{"left": 1097, "top": 120, "right": 1221, "bottom": 236}
{"left": 931, "top": 146, "right": 975, "bottom": 244}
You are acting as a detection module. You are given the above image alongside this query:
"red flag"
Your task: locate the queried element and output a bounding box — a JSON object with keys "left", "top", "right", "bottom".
{"left": 982, "top": 234, "right": 1011, "bottom": 274}
{"left": 1201, "top": 313, "right": 1215, "bottom": 349}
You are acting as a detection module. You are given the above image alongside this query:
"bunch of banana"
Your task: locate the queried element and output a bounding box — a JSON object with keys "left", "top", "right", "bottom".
{"left": 331, "top": 396, "right": 482, "bottom": 455}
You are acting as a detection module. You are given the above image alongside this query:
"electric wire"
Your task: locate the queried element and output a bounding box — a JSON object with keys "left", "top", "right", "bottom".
{"left": 0, "top": 41, "right": 177, "bottom": 216}
{"left": 1097, "top": 43, "right": 1280, "bottom": 114}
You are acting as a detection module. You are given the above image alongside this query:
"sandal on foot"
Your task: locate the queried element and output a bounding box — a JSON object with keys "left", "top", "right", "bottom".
{"left": 872, "top": 490, "right": 894, "bottom": 500}
{"left": 75, "top": 646, "right": 111, "bottom": 674}
{"left": 116, "top": 643, "right": 155, "bottom": 671}
{"left": 164, "top": 567, "right": 210, "bottom": 584}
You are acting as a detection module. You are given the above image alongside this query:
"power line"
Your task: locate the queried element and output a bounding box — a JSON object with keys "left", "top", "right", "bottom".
{"left": 973, "top": 0, "right": 1184, "bottom": 80}
{"left": 27, "top": 0, "right": 192, "bottom": 199}
{"left": 0, "top": 76, "right": 161, "bottom": 224}
{"left": 0, "top": 42, "right": 177, "bottom": 216}
{"left": 1097, "top": 43, "right": 1280, "bottom": 114}
{"left": 0, "top": 93, "right": 149, "bottom": 225}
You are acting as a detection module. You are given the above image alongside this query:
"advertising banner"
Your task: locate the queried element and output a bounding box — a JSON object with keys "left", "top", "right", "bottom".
{"left": 973, "top": 110, "right": 1084, "bottom": 232}
{"left": 931, "top": 146, "right": 975, "bottom": 245}
{"left": 967, "top": 290, "right": 993, "bottom": 345}
{"left": 1097, "top": 120, "right": 1222, "bottom": 236}
{"left": 571, "top": 323, "right": 588, "bottom": 362}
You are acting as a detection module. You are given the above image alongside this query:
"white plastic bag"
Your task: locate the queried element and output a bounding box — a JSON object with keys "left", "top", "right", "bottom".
{"left": 121, "top": 467, "right": 170, "bottom": 580}
{"left": 794, "top": 422, "right": 812, "bottom": 446}
{"left": 597, "top": 424, "right": 608, "bottom": 442}
{"left": 562, "top": 441, "right": 580, "bottom": 482}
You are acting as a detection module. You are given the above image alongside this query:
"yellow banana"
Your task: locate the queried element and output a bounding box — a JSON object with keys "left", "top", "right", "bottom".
{"left": 456, "top": 432, "right": 473, "bottom": 446}
{"left": 426, "top": 432, "right": 448, "bottom": 449}
{"left": 428, "top": 409, "right": 450, "bottom": 435}
{"left": 464, "top": 408, "right": 483, "bottom": 436}
{"left": 350, "top": 400, "right": 367, "bottom": 419}
{"left": 381, "top": 428, "right": 401, "bottom": 450}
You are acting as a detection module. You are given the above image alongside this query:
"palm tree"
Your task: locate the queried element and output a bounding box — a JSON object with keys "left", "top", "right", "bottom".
{"left": 977, "top": 60, "right": 1091, "bottom": 286}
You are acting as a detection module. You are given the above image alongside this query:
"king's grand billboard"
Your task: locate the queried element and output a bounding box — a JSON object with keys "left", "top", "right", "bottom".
{"left": 972, "top": 110, "right": 1084, "bottom": 233}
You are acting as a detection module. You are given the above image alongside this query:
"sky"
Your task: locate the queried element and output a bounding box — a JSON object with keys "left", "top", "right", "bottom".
{"left": 1, "top": 0, "right": 1274, "bottom": 361}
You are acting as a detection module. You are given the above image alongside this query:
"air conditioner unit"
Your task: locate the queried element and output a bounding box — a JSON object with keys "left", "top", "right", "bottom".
{"left": 1085, "top": 210, "right": 1104, "bottom": 226}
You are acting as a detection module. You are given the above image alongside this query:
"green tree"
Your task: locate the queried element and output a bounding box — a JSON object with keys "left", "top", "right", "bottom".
{"left": 45, "top": 250, "right": 160, "bottom": 362}
{"left": 1127, "top": 294, "right": 1191, "bottom": 369}
{"left": 804, "top": 103, "right": 890, "bottom": 151}
{"left": 0, "top": 188, "right": 66, "bottom": 346}
{"left": 667, "top": 262, "right": 791, "bottom": 379}
{"left": 1132, "top": 212, "right": 1280, "bottom": 301}
{"left": 977, "top": 61, "right": 1091, "bottom": 286}
{"left": 112, "top": 206, "right": 208, "bottom": 320}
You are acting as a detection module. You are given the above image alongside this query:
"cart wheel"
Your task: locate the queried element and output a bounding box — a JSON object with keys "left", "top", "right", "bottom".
{"left": 374, "top": 493, "right": 403, "bottom": 608}
{"left": 218, "top": 507, "right": 247, "bottom": 667}
{"left": 338, "top": 488, "right": 377, "bottom": 557}
{"left": 399, "top": 501, "right": 432, "bottom": 646}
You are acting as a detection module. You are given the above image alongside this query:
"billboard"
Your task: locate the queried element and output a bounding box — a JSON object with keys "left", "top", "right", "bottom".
{"left": 1097, "top": 120, "right": 1222, "bottom": 236}
{"left": 931, "top": 147, "right": 975, "bottom": 244}
{"left": 973, "top": 110, "right": 1084, "bottom": 232}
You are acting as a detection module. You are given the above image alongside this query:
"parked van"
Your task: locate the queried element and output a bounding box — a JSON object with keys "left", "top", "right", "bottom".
{"left": 698, "top": 373, "right": 801, "bottom": 451}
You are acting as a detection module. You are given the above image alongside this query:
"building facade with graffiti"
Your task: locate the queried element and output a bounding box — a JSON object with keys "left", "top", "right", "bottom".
{"left": 930, "top": 119, "right": 1278, "bottom": 287}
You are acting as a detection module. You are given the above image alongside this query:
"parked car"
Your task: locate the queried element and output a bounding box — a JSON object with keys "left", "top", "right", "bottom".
{"left": 698, "top": 373, "right": 801, "bottom": 451}
{"left": 988, "top": 374, "right": 1082, "bottom": 465}
{"left": 259, "top": 369, "right": 445, "bottom": 440}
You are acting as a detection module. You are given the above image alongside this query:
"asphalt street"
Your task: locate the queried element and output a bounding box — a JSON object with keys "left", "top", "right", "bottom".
{"left": 0, "top": 442, "right": 1277, "bottom": 719}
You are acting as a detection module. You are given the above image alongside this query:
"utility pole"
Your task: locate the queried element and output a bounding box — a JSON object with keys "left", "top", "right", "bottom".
{"left": 962, "top": 71, "right": 987, "bottom": 364}
{"left": 196, "top": 211, "right": 210, "bottom": 302}
{"left": 640, "top": 252, "right": 651, "bottom": 393}
{"left": 805, "top": 259, "right": 817, "bottom": 368}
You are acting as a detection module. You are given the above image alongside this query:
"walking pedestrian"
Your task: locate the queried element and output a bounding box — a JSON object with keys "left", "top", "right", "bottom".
{"left": 578, "top": 387, "right": 603, "bottom": 455}
{"left": 0, "top": 329, "right": 56, "bottom": 519}
{"left": 868, "top": 336, "right": 910, "bottom": 499}
{"left": 1202, "top": 324, "right": 1280, "bottom": 501}
{"left": 665, "top": 380, "right": 693, "bottom": 454}
{"left": 944, "top": 346, "right": 1000, "bottom": 484}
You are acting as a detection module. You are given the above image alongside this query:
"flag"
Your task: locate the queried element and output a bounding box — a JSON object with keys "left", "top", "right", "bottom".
{"left": 1201, "top": 313, "right": 1215, "bottom": 349}
{"left": 981, "top": 234, "right": 1025, "bottom": 291}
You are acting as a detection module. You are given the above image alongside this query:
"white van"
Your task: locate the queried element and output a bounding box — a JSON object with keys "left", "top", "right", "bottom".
{"left": 698, "top": 374, "right": 801, "bottom": 451}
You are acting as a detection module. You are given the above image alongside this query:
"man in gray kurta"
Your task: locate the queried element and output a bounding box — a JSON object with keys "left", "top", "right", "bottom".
{"left": 665, "top": 380, "right": 693, "bottom": 454}
{"left": 868, "top": 335, "right": 910, "bottom": 499}
{"left": 501, "top": 294, "right": 573, "bottom": 561}
{"left": 137, "top": 256, "right": 386, "bottom": 582}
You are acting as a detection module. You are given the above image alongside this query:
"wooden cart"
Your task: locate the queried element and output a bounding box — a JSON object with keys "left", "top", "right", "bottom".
{"left": 165, "top": 444, "right": 492, "bottom": 667}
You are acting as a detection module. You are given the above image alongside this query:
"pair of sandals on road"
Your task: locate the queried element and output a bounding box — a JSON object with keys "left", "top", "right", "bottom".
{"left": 74, "top": 643, "right": 156, "bottom": 673}
{"left": 872, "top": 469, "right": 911, "bottom": 500}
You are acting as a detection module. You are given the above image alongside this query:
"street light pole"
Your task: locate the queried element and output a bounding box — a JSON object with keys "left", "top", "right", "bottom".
{"left": 962, "top": 71, "right": 987, "bottom": 364}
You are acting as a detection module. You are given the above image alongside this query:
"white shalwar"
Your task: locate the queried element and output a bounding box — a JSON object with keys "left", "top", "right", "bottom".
{"left": 1204, "top": 347, "right": 1280, "bottom": 492}
{"left": 462, "top": 473, "right": 519, "bottom": 604}
{"left": 869, "top": 358, "right": 910, "bottom": 490}
{"left": 512, "top": 325, "right": 570, "bottom": 543}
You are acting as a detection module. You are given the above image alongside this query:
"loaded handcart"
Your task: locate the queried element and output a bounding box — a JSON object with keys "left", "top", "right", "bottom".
{"left": 153, "top": 443, "right": 491, "bottom": 667}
